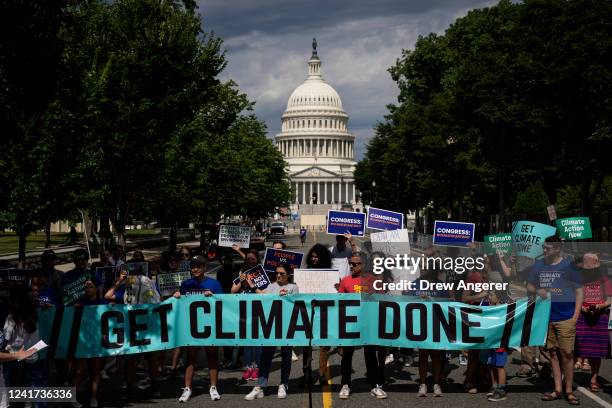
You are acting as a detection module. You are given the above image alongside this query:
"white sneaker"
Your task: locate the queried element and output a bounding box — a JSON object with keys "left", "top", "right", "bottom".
{"left": 89, "top": 397, "right": 98, "bottom": 408}
{"left": 459, "top": 354, "right": 468, "bottom": 365}
{"left": 245, "top": 386, "right": 264, "bottom": 400}
{"left": 100, "top": 370, "right": 110, "bottom": 381}
{"left": 179, "top": 387, "right": 192, "bottom": 403}
{"left": 418, "top": 383, "right": 427, "bottom": 397}
{"left": 385, "top": 354, "right": 394, "bottom": 365}
{"left": 292, "top": 350, "right": 299, "bottom": 361}
{"left": 433, "top": 384, "right": 443, "bottom": 397}
{"left": 277, "top": 384, "right": 287, "bottom": 399}
{"left": 339, "top": 385, "right": 350, "bottom": 399}
{"left": 210, "top": 386, "right": 221, "bottom": 401}
{"left": 370, "top": 385, "right": 387, "bottom": 399}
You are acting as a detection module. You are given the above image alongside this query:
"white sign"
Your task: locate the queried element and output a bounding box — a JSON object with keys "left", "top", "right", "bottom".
{"left": 294, "top": 269, "right": 340, "bottom": 294}
{"left": 332, "top": 257, "right": 350, "bottom": 279}
{"left": 157, "top": 271, "right": 192, "bottom": 297}
{"left": 370, "top": 229, "right": 417, "bottom": 290}
{"left": 218, "top": 224, "right": 251, "bottom": 248}
{"left": 547, "top": 205, "right": 557, "bottom": 221}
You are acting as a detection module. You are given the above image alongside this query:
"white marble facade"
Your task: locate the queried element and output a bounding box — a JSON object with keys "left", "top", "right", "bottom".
{"left": 275, "top": 39, "right": 361, "bottom": 212}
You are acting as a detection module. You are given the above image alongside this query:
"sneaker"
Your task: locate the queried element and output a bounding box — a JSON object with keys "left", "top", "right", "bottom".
{"left": 433, "top": 384, "right": 443, "bottom": 397}
{"left": 292, "top": 350, "right": 299, "bottom": 361}
{"left": 179, "top": 387, "right": 192, "bottom": 403}
{"left": 385, "top": 354, "right": 394, "bottom": 365}
{"left": 210, "top": 386, "right": 221, "bottom": 401}
{"left": 250, "top": 367, "right": 259, "bottom": 381}
{"left": 242, "top": 367, "right": 253, "bottom": 381}
{"left": 339, "top": 385, "right": 350, "bottom": 399}
{"left": 101, "top": 370, "right": 110, "bottom": 381}
{"left": 418, "top": 384, "right": 427, "bottom": 397}
{"left": 404, "top": 355, "right": 414, "bottom": 367}
{"left": 89, "top": 397, "right": 98, "bottom": 408}
{"left": 487, "top": 387, "right": 497, "bottom": 397}
{"left": 370, "top": 385, "right": 387, "bottom": 399}
{"left": 70, "top": 402, "right": 83, "bottom": 408}
{"left": 277, "top": 384, "right": 287, "bottom": 399}
{"left": 459, "top": 354, "right": 468, "bottom": 366}
{"left": 245, "top": 386, "right": 264, "bottom": 400}
{"left": 488, "top": 389, "right": 507, "bottom": 402}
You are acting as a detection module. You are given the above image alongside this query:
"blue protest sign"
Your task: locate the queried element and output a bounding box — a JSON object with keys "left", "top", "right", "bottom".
{"left": 263, "top": 248, "right": 304, "bottom": 274}
{"left": 233, "top": 264, "right": 271, "bottom": 293}
{"left": 327, "top": 210, "right": 366, "bottom": 237}
{"left": 511, "top": 220, "right": 557, "bottom": 258}
{"left": 366, "top": 207, "right": 404, "bottom": 231}
{"left": 433, "top": 220, "right": 475, "bottom": 247}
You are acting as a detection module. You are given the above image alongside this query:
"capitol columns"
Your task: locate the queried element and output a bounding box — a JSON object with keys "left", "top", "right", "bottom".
{"left": 324, "top": 181, "right": 328, "bottom": 204}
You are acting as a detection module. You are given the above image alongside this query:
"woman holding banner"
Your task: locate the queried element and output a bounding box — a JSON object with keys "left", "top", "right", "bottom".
{"left": 231, "top": 250, "right": 263, "bottom": 382}
{"left": 244, "top": 263, "right": 299, "bottom": 400}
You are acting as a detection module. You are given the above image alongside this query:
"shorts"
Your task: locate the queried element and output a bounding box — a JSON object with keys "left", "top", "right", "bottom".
{"left": 546, "top": 318, "right": 576, "bottom": 351}
{"left": 479, "top": 349, "right": 507, "bottom": 367}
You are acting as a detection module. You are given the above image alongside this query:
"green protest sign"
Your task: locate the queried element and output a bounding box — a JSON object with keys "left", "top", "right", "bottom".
{"left": 483, "top": 233, "right": 513, "bottom": 255}
{"left": 556, "top": 217, "right": 592, "bottom": 240}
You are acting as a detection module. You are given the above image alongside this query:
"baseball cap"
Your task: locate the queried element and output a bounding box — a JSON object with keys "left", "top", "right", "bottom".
{"left": 190, "top": 255, "right": 206, "bottom": 268}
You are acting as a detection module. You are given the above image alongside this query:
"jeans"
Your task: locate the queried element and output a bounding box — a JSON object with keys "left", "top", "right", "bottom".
{"left": 244, "top": 346, "right": 262, "bottom": 368}
{"left": 3, "top": 360, "right": 47, "bottom": 408}
{"left": 258, "top": 346, "right": 292, "bottom": 387}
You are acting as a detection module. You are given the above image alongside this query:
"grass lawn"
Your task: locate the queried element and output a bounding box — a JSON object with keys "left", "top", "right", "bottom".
{"left": 0, "top": 229, "right": 161, "bottom": 255}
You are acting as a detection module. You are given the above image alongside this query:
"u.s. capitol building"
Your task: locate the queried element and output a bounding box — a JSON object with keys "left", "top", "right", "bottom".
{"left": 275, "top": 39, "right": 362, "bottom": 227}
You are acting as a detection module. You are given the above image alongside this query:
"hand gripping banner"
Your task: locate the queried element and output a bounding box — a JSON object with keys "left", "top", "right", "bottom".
{"left": 39, "top": 294, "right": 550, "bottom": 359}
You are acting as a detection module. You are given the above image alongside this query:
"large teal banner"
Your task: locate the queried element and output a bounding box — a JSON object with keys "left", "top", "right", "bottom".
{"left": 39, "top": 294, "right": 550, "bottom": 359}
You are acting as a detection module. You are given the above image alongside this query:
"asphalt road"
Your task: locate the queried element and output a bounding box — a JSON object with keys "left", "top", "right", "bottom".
{"left": 92, "top": 231, "right": 612, "bottom": 408}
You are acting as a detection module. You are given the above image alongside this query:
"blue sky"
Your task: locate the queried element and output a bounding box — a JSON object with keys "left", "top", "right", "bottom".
{"left": 197, "top": 0, "right": 494, "bottom": 159}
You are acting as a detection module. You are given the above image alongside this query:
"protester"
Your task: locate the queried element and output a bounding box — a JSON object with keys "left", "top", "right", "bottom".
{"left": 61, "top": 249, "right": 100, "bottom": 307}
{"left": 231, "top": 250, "right": 263, "bottom": 382}
{"left": 109, "top": 244, "right": 126, "bottom": 269}
{"left": 36, "top": 249, "right": 63, "bottom": 296}
{"left": 244, "top": 264, "right": 298, "bottom": 400}
{"left": 0, "top": 340, "right": 37, "bottom": 408}
{"left": 299, "top": 227, "right": 307, "bottom": 247}
{"left": 574, "top": 253, "right": 610, "bottom": 393}
{"left": 74, "top": 280, "right": 107, "bottom": 408}
{"left": 174, "top": 255, "right": 223, "bottom": 402}
{"left": 480, "top": 290, "right": 509, "bottom": 402}
{"left": 337, "top": 251, "right": 387, "bottom": 399}
{"left": 330, "top": 233, "right": 358, "bottom": 279}
{"left": 528, "top": 236, "right": 583, "bottom": 405}
{"left": 2, "top": 290, "right": 46, "bottom": 408}
{"left": 303, "top": 244, "right": 333, "bottom": 386}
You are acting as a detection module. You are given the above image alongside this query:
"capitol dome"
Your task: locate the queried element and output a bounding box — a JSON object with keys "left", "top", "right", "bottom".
{"left": 275, "top": 39, "right": 360, "bottom": 214}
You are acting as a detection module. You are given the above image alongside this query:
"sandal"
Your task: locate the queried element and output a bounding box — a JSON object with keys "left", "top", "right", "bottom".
{"left": 590, "top": 382, "right": 602, "bottom": 393}
{"left": 574, "top": 361, "right": 583, "bottom": 370}
{"left": 566, "top": 392, "right": 580, "bottom": 405}
{"left": 581, "top": 362, "right": 591, "bottom": 372}
{"left": 542, "top": 391, "right": 562, "bottom": 401}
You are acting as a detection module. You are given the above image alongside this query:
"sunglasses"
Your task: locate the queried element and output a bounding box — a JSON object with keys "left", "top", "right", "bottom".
{"left": 349, "top": 262, "right": 362, "bottom": 266}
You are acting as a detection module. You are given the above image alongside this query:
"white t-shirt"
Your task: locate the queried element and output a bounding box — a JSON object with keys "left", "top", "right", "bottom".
{"left": 265, "top": 282, "right": 299, "bottom": 295}
{"left": 2, "top": 316, "right": 39, "bottom": 363}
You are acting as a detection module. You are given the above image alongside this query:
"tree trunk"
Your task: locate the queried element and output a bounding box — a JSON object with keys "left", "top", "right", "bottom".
{"left": 45, "top": 221, "right": 51, "bottom": 248}
{"left": 18, "top": 229, "right": 27, "bottom": 267}
{"left": 169, "top": 221, "right": 177, "bottom": 253}
{"left": 199, "top": 207, "right": 208, "bottom": 250}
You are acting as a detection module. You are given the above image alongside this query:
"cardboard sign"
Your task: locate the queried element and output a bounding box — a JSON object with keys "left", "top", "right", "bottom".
{"left": 157, "top": 271, "right": 192, "bottom": 297}
{"left": 327, "top": 210, "right": 366, "bottom": 237}
{"left": 218, "top": 224, "right": 251, "bottom": 248}
{"left": 370, "top": 229, "right": 416, "bottom": 283}
{"left": 511, "top": 220, "right": 557, "bottom": 258}
{"left": 233, "top": 264, "right": 270, "bottom": 292}
{"left": 366, "top": 207, "right": 404, "bottom": 231}
{"left": 293, "top": 269, "right": 340, "bottom": 294}
{"left": 483, "top": 233, "right": 513, "bottom": 255}
{"left": 0, "top": 268, "right": 30, "bottom": 297}
{"left": 556, "top": 217, "right": 592, "bottom": 240}
{"left": 96, "top": 266, "right": 118, "bottom": 290}
{"left": 547, "top": 205, "right": 557, "bottom": 221}
{"left": 433, "top": 220, "right": 475, "bottom": 247}
{"left": 263, "top": 248, "right": 304, "bottom": 274}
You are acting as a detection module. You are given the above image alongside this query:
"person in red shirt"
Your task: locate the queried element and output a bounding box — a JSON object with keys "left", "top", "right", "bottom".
{"left": 337, "top": 252, "right": 387, "bottom": 400}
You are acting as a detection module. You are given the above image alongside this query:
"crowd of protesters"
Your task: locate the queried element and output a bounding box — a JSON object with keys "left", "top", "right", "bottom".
{"left": 0, "top": 233, "right": 609, "bottom": 407}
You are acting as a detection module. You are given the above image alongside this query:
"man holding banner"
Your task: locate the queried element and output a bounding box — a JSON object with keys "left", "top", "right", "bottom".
{"left": 173, "top": 255, "right": 223, "bottom": 403}
{"left": 527, "top": 236, "right": 583, "bottom": 405}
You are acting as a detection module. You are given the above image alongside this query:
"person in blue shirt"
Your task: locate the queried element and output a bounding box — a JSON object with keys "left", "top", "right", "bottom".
{"left": 527, "top": 236, "right": 583, "bottom": 405}
{"left": 173, "top": 255, "right": 222, "bottom": 403}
